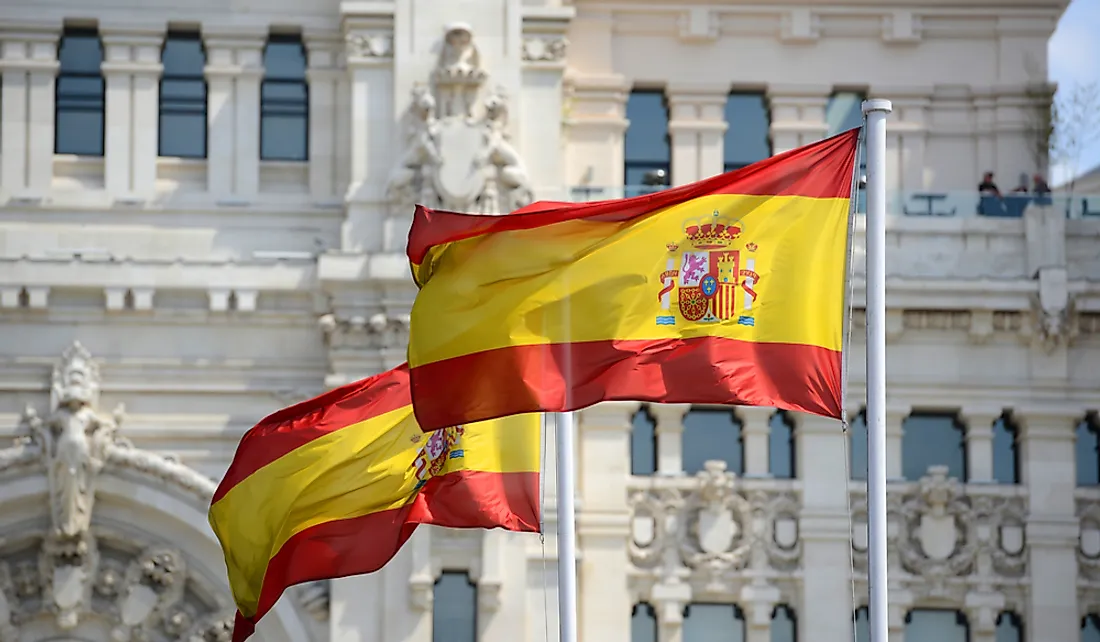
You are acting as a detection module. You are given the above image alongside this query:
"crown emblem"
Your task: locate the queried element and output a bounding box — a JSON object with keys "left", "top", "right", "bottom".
{"left": 684, "top": 211, "right": 742, "bottom": 250}
{"left": 746, "top": 242, "right": 758, "bottom": 252}
{"left": 666, "top": 243, "right": 679, "bottom": 252}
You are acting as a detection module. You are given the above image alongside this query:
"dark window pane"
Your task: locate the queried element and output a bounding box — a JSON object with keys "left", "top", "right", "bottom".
{"left": 56, "top": 111, "right": 104, "bottom": 156}
{"left": 902, "top": 413, "right": 966, "bottom": 481}
{"left": 854, "top": 607, "right": 870, "bottom": 642}
{"left": 904, "top": 609, "right": 968, "bottom": 642}
{"left": 849, "top": 412, "right": 868, "bottom": 481}
{"left": 769, "top": 412, "right": 795, "bottom": 479}
{"left": 827, "top": 90, "right": 867, "bottom": 213}
{"left": 1077, "top": 419, "right": 1100, "bottom": 486}
{"left": 683, "top": 409, "right": 742, "bottom": 475}
{"left": 631, "top": 407, "right": 657, "bottom": 476}
{"left": 261, "top": 35, "right": 308, "bottom": 161}
{"left": 684, "top": 604, "right": 744, "bottom": 642}
{"left": 995, "top": 612, "right": 1022, "bottom": 642}
{"left": 160, "top": 32, "right": 206, "bottom": 158}
{"left": 724, "top": 93, "right": 771, "bottom": 172}
{"left": 261, "top": 114, "right": 309, "bottom": 161}
{"left": 631, "top": 604, "right": 657, "bottom": 642}
{"left": 1084, "top": 615, "right": 1100, "bottom": 642}
{"left": 771, "top": 605, "right": 797, "bottom": 642}
{"left": 432, "top": 572, "right": 476, "bottom": 642}
{"left": 55, "top": 29, "right": 104, "bottom": 156}
{"left": 992, "top": 416, "right": 1020, "bottom": 485}
{"left": 625, "top": 90, "right": 670, "bottom": 189}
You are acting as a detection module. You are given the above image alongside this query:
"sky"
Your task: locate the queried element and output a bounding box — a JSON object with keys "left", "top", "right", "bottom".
{"left": 1048, "top": 0, "right": 1100, "bottom": 186}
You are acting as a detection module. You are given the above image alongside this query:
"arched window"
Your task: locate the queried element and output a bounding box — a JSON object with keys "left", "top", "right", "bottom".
{"left": 631, "top": 406, "right": 657, "bottom": 476}
{"left": 631, "top": 603, "right": 657, "bottom": 642}
{"left": 995, "top": 611, "right": 1023, "bottom": 642}
{"left": 771, "top": 605, "right": 797, "bottom": 642}
{"left": 683, "top": 408, "right": 743, "bottom": 475}
{"left": 769, "top": 411, "right": 796, "bottom": 479}
{"left": 1083, "top": 613, "right": 1100, "bottom": 642}
{"left": 848, "top": 410, "right": 868, "bottom": 481}
{"left": 159, "top": 31, "right": 207, "bottom": 158}
{"left": 991, "top": 414, "right": 1020, "bottom": 484}
{"left": 55, "top": 27, "right": 105, "bottom": 156}
{"left": 904, "top": 609, "right": 968, "bottom": 642}
{"left": 260, "top": 33, "right": 309, "bottom": 161}
{"left": 432, "top": 572, "right": 477, "bottom": 642}
{"left": 1076, "top": 414, "right": 1100, "bottom": 486}
{"left": 684, "top": 603, "right": 745, "bottom": 642}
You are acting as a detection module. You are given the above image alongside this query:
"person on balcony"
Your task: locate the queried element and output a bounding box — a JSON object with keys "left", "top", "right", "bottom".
{"left": 977, "top": 171, "right": 1006, "bottom": 216}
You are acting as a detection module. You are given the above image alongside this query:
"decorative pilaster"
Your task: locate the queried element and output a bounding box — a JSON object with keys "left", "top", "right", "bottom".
{"left": 649, "top": 403, "right": 688, "bottom": 475}
{"left": 521, "top": 8, "right": 572, "bottom": 195}
{"left": 962, "top": 408, "right": 1001, "bottom": 483}
{"left": 796, "top": 412, "right": 853, "bottom": 642}
{"left": 0, "top": 27, "right": 59, "bottom": 200}
{"left": 100, "top": 26, "right": 163, "bottom": 201}
{"left": 203, "top": 28, "right": 266, "bottom": 203}
{"left": 1016, "top": 409, "right": 1080, "bottom": 642}
{"left": 665, "top": 83, "right": 728, "bottom": 186}
{"left": 341, "top": 9, "right": 394, "bottom": 252}
{"left": 305, "top": 32, "right": 344, "bottom": 205}
{"left": 765, "top": 84, "right": 830, "bottom": 154}
{"left": 577, "top": 401, "right": 638, "bottom": 642}
{"left": 563, "top": 73, "right": 630, "bottom": 191}
{"left": 739, "top": 406, "right": 772, "bottom": 477}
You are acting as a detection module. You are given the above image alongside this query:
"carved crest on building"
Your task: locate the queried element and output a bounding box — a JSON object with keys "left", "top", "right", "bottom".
{"left": 387, "top": 23, "right": 534, "bottom": 215}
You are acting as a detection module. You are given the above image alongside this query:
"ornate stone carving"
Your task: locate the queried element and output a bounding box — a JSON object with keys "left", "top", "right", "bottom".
{"left": 521, "top": 35, "right": 568, "bottom": 62}
{"left": 628, "top": 462, "right": 801, "bottom": 591}
{"left": 0, "top": 342, "right": 244, "bottom": 637}
{"left": 387, "top": 24, "right": 533, "bottom": 215}
{"left": 902, "top": 309, "right": 971, "bottom": 331}
{"left": 1078, "top": 499, "right": 1100, "bottom": 581}
{"left": 318, "top": 311, "right": 411, "bottom": 350}
{"left": 894, "top": 467, "right": 977, "bottom": 594}
{"left": 1031, "top": 290, "right": 1077, "bottom": 353}
{"left": 346, "top": 32, "right": 393, "bottom": 59}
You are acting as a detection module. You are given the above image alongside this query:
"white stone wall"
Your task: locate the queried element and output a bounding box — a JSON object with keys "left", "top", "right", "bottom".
{"left": 0, "top": 1, "right": 1097, "bottom": 641}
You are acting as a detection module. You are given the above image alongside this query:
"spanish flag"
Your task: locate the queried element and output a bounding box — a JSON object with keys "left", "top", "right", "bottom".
{"left": 406, "top": 129, "right": 859, "bottom": 431}
{"left": 208, "top": 364, "right": 541, "bottom": 642}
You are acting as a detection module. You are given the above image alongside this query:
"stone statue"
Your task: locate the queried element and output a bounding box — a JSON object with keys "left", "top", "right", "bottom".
{"left": 433, "top": 23, "right": 486, "bottom": 118}
{"left": 386, "top": 26, "right": 534, "bottom": 219}
{"left": 31, "top": 342, "right": 122, "bottom": 540}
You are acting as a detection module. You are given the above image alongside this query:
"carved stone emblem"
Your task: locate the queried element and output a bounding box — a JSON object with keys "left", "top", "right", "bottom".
{"left": 387, "top": 23, "right": 534, "bottom": 215}
{"left": 0, "top": 342, "right": 250, "bottom": 636}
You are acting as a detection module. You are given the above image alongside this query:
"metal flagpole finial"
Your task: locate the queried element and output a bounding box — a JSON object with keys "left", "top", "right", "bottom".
{"left": 861, "top": 98, "right": 893, "bottom": 115}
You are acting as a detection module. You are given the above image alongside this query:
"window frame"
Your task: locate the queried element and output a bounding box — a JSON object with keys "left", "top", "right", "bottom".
{"left": 55, "top": 27, "right": 106, "bottom": 157}
{"left": 158, "top": 30, "right": 208, "bottom": 159}
{"left": 259, "top": 32, "right": 310, "bottom": 162}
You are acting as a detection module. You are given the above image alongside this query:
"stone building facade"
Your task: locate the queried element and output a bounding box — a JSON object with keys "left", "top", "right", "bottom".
{"left": 0, "top": 0, "right": 1097, "bottom": 641}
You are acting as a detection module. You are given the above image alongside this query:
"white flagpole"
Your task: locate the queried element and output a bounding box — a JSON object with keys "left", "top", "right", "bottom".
{"left": 555, "top": 411, "right": 578, "bottom": 642}
{"left": 861, "top": 98, "right": 892, "bottom": 642}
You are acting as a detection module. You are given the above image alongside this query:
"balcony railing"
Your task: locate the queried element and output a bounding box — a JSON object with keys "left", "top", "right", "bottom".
{"left": 556, "top": 186, "right": 1100, "bottom": 219}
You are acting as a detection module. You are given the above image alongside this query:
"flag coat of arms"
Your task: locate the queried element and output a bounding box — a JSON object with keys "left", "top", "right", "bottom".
{"left": 404, "top": 129, "right": 860, "bottom": 431}
{"left": 208, "top": 364, "right": 541, "bottom": 641}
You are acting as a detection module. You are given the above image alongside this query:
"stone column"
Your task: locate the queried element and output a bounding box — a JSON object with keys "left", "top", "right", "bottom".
{"left": 649, "top": 403, "right": 688, "bottom": 475}
{"left": 305, "top": 32, "right": 343, "bottom": 204}
{"left": 740, "top": 406, "right": 772, "bottom": 477}
{"left": 665, "top": 83, "right": 728, "bottom": 186}
{"left": 886, "top": 91, "right": 931, "bottom": 193}
{"left": 796, "top": 412, "right": 853, "bottom": 642}
{"left": 765, "top": 84, "right": 830, "bottom": 154}
{"left": 1017, "top": 409, "right": 1080, "bottom": 642}
{"left": 962, "top": 408, "right": 1001, "bottom": 483}
{"left": 741, "top": 584, "right": 780, "bottom": 642}
{"left": 101, "top": 26, "right": 163, "bottom": 201}
{"left": 887, "top": 589, "right": 913, "bottom": 642}
{"left": 563, "top": 73, "right": 631, "bottom": 194}
{"left": 577, "top": 402, "right": 639, "bottom": 642}
{"left": 652, "top": 580, "right": 690, "bottom": 642}
{"left": 342, "top": 13, "right": 394, "bottom": 252}
{"left": 965, "top": 590, "right": 1006, "bottom": 642}
{"left": 203, "top": 28, "right": 266, "bottom": 203}
{"left": 1, "top": 28, "right": 59, "bottom": 200}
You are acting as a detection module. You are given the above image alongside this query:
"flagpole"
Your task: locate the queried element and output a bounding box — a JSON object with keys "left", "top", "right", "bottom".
{"left": 861, "top": 98, "right": 892, "bottom": 642}
{"left": 555, "top": 411, "right": 578, "bottom": 642}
